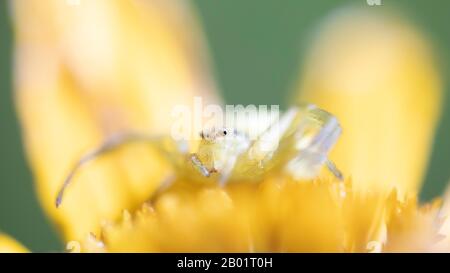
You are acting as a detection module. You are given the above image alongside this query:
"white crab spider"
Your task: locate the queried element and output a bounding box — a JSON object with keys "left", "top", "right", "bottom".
{"left": 55, "top": 104, "right": 342, "bottom": 207}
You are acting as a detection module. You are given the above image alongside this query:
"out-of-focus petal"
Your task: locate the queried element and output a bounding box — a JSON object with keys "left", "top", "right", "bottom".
{"left": 384, "top": 198, "right": 443, "bottom": 252}
{"left": 433, "top": 184, "right": 450, "bottom": 251}
{"left": 296, "top": 8, "right": 442, "bottom": 198}
{"left": 0, "top": 233, "right": 29, "bottom": 253}
{"left": 11, "top": 0, "right": 219, "bottom": 242}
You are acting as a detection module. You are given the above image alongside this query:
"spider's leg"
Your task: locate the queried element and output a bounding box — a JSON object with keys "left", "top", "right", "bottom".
{"left": 325, "top": 159, "right": 343, "bottom": 181}
{"left": 190, "top": 153, "right": 211, "bottom": 177}
{"left": 55, "top": 133, "right": 163, "bottom": 208}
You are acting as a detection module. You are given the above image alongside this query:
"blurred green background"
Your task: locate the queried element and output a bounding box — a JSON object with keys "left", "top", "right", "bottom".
{"left": 0, "top": 0, "right": 449, "bottom": 252}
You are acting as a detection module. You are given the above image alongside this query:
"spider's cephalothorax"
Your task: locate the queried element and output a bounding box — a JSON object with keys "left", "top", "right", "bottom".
{"left": 55, "top": 104, "right": 343, "bottom": 207}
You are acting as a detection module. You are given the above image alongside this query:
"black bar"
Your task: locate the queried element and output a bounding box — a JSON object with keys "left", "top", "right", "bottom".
{"left": 0, "top": 252, "right": 443, "bottom": 272}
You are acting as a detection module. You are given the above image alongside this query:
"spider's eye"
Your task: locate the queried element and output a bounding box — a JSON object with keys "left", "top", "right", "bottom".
{"left": 223, "top": 130, "right": 227, "bottom": 136}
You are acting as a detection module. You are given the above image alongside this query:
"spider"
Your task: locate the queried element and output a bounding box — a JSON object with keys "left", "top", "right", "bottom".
{"left": 55, "top": 104, "right": 343, "bottom": 208}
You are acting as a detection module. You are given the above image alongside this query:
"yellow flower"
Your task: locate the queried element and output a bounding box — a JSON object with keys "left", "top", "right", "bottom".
{"left": 3, "top": 2, "right": 449, "bottom": 253}
{"left": 296, "top": 9, "right": 442, "bottom": 198}
{"left": 10, "top": 0, "right": 219, "bottom": 242}
{"left": 0, "top": 234, "right": 29, "bottom": 253}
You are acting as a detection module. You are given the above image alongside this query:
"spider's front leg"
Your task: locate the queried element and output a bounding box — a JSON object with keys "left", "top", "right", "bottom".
{"left": 55, "top": 133, "right": 167, "bottom": 208}
{"left": 189, "top": 153, "right": 217, "bottom": 178}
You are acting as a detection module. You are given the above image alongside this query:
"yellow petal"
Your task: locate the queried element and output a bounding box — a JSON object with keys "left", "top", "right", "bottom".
{"left": 11, "top": 0, "right": 219, "bottom": 242}
{"left": 74, "top": 175, "right": 445, "bottom": 253}
{"left": 86, "top": 177, "right": 428, "bottom": 253}
{"left": 296, "top": 8, "right": 442, "bottom": 198}
{"left": 0, "top": 234, "right": 29, "bottom": 253}
{"left": 384, "top": 198, "right": 443, "bottom": 252}
{"left": 433, "top": 184, "right": 450, "bottom": 251}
